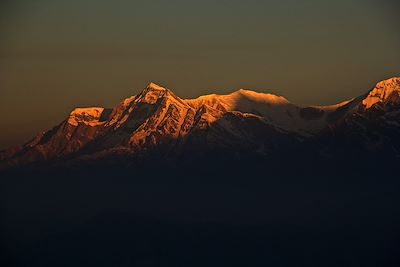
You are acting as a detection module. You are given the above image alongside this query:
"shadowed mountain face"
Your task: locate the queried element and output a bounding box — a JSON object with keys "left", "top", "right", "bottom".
{"left": 1, "top": 77, "right": 400, "bottom": 170}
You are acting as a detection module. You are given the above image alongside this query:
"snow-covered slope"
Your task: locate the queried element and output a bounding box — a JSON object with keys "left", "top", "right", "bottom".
{"left": 67, "top": 107, "right": 108, "bottom": 126}
{"left": 1, "top": 77, "right": 399, "bottom": 169}
{"left": 186, "top": 88, "right": 346, "bottom": 135}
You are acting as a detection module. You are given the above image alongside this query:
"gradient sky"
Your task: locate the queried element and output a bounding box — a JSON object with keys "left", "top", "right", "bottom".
{"left": 0, "top": 0, "right": 399, "bottom": 149}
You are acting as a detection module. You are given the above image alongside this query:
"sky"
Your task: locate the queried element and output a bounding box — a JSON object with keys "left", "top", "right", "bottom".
{"left": 0, "top": 0, "right": 399, "bottom": 149}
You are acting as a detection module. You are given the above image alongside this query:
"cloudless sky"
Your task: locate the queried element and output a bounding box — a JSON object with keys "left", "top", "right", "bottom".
{"left": 0, "top": 0, "right": 399, "bottom": 149}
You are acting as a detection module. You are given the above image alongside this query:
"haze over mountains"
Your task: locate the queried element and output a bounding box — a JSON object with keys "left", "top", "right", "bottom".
{"left": 1, "top": 77, "right": 400, "bottom": 170}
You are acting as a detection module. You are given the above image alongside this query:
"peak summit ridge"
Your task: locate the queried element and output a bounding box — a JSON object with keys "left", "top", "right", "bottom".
{"left": 1, "top": 77, "right": 400, "bottom": 170}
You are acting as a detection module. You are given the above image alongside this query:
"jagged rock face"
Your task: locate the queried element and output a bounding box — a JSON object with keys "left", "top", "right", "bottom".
{"left": 86, "top": 84, "right": 296, "bottom": 157}
{"left": 81, "top": 83, "right": 200, "bottom": 154}
{"left": 1, "top": 77, "right": 400, "bottom": 169}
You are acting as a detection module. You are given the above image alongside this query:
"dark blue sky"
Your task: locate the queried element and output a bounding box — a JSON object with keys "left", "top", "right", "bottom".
{"left": 0, "top": 0, "right": 399, "bottom": 148}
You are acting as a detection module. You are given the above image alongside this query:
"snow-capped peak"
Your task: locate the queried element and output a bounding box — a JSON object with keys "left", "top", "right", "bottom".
{"left": 234, "top": 89, "right": 290, "bottom": 105}
{"left": 146, "top": 82, "right": 165, "bottom": 91}
{"left": 362, "top": 77, "right": 400, "bottom": 108}
{"left": 134, "top": 82, "right": 169, "bottom": 105}
{"left": 3, "top": 77, "right": 400, "bottom": 171}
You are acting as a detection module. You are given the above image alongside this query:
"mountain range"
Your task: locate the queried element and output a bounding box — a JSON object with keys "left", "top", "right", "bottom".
{"left": 1, "top": 77, "right": 400, "bottom": 171}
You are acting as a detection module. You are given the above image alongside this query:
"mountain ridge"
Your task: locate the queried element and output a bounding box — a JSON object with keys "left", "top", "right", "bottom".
{"left": 1, "top": 77, "right": 399, "bottom": 170}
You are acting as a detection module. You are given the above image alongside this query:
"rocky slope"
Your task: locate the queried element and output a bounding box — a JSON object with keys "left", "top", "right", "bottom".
{"left": 1, "top": 77, "right": 399, "bottom": 169}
